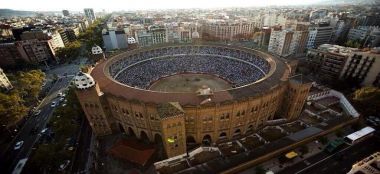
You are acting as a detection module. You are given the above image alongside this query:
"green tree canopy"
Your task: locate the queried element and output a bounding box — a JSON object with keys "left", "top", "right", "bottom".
{"left": 352, "top": 87, "right": 380, "bottom": 116}
{"left": 0, "top": 92, "right": 28, "bottom": 127}
{"left": 14, "top": 70, "right": 45, "bottom": 104}
{"left": 56, "top": 41, "right": 82, "bottom": 62}
{"left": 0, "top": 69, "right": 45, "bottom": 127}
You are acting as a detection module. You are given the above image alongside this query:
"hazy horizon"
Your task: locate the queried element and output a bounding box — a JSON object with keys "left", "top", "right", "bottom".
{"left": 0, "top": 0, "right": 323, "bottom": 12}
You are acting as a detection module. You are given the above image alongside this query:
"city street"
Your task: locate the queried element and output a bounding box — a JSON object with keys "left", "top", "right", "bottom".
{"left": 0, "top": 64, "right": 80, "bottom": 174}
{"left": 278, "top": 135, "right": 380, "bottom": 174}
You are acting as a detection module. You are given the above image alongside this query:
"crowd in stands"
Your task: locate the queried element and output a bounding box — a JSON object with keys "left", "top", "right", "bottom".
{"left": 109, "top": 46, "right": 271, "bottom": 89}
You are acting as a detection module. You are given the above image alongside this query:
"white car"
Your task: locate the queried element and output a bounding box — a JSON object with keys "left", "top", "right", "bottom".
{"left": 41, "top": 128, "right": 48, "bottom": 134}
{"left": 58, "top": 160, "right": 70, "bottom": 171}
{"left": 59, "top": 97, "right": 65, "bottom": 102}
{"left": 12, "top": 158, "right": 28, "bottom": 174}
{"left": 51, "top": 102, "right": 57, "bottom": 108}
{"left": 14, "top": 141, "right": 24, "bottom": 150}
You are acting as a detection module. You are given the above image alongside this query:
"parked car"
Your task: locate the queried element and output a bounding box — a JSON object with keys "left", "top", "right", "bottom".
{"left": 51, "top": 102, "right": 57, "bottom": 108}
{"left": 40, "top": 128, "right": 48, "bottom": 134}
{"left": 14, "top": 141, "right": 24, "bottom": 150}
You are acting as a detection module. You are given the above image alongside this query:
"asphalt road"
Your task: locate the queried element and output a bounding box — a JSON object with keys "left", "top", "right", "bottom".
{"left": 71, "top": 118, "right": 93, "bottom": 174}
{"left": 0, "top": 76, "right": 74, "bottom": 174}
{"left": 278, "top": 135, "right": 380, "bottom": 174}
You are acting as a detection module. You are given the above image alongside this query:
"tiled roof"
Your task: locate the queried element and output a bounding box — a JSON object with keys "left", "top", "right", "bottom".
{"left": 107, "top": 139, "right": 155, "bottom": 166}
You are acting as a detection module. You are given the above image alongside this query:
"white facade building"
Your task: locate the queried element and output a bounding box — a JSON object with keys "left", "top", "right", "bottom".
{"left": 347, "top": 152, "right": 380, "bottom": 174}
{"left": 268, "top": 26, "right": 308, "bottom": 57}
{"left": 0, "top": 68, "right": 12, "bottom": 90}
{"left": 307, "top": 26, "right": 333, "bottom": 48}
{"left": 49, "top": 30, "right": 65, "bottom": 51}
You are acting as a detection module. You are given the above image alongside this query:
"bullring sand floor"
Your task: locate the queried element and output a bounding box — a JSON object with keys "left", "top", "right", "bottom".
{"left": 149, "top": 73, "right": 232, "bottom": 92}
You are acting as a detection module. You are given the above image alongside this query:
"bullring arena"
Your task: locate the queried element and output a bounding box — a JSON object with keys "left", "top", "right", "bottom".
{"left": 74, "top": 44, "right": 312, "bottom": 158}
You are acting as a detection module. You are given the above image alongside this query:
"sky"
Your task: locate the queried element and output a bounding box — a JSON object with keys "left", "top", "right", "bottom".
{"left": 0, "top": 0, "right": 322, "bottom": 11}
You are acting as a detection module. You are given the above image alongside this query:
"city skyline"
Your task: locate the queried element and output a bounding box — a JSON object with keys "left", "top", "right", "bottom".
{"left": 0, "top": 2, "right": 379, "bottom": 174}
{"left": 0, "top": 0, "right": 323, "bottom": 11}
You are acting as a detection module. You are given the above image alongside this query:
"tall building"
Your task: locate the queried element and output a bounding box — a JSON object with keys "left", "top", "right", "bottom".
{"left": 19, "top": 29, "right": 63, "bottom": 52}
{"left": 102, "top": 28, "right": 128, "bottom": 50}
{"left": 135, "top": 29, "right": 153, "bottom": 47}
{"left": 257, "top": 27, "right": 271, "bottom": 48}
{"left": 49, "top": 30, "right": 65, "bottom": 51}
{"left": 307, "top": 25, "right": 333, "bottom": 48}
{"left": 309, "top": 9, "right": 328, "bottom": 21}
{"left": 18, "top": 39, "right": 56, "bottom": 65}
{"left": 59, "top": 28, "right": 79, "bottom": 46}
{"left": 0, "top": 42, "right": 27, "bottom": 67}
{"left": 347, "top": 152, "right": 380, "bottom": 174}
{"left": 268, "top": 28, "right": 294, "bottom": 57}
{"left": 268, "top": 24, "right": 309, "bottom": 57}
{"left": 0, "top": 39, "right": 56, "bottom": 67}
{"left": 340, "top": 48, "right": 380, "bottom": 87}
{"left": 357, "top": 15, "right": 380, "bottom": 27}
{"left": 262, "top": 13, "right": 287, "bottom": 27}
{"left": 84, "top": 8, "right": 96, "bottom": 21}
{"left": 347, "top": 26, "right": 380, "bottom": 47}
{"left": 202, "top": 21, "right": 255, "bottom": 41}
{"left": 150, "top": 26, "right": 167, "bottom": 44}
{"left": 0, "top": 68, "right": 13, "bottom": 90}
{"left": 62, "top": 10, "right": 70, "bottom": 17}
{"left": 307, "top": 44, "right": 380, "bottom": 86}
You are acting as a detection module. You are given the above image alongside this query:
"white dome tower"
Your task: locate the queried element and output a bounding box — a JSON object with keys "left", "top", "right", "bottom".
{"left": 91, "top": 45, "right": 103, "bottom": 55}
{"left": 74, "top": 72, "right": 96, "bottom": 89}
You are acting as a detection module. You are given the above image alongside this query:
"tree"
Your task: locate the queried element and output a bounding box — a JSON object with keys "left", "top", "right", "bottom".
{"left": 0, "top": 92, "right": 28, "bottom": 127}
{"left": 78, "top": 18, "right": 107, "bottom": 51}
{"left": 0, "top": 70, "right": 45, "bottom": 127}
{"left": 56, "top": 41, "right": 82, "bottom": 62}
{"left": 345, "top": 40, "right": 362, "bottom": 48}
{"left": 352, "top": 87, "right": 380, "bottom": 116}
{"left": 14, "top": 70, "right": 45, "bottom": 104}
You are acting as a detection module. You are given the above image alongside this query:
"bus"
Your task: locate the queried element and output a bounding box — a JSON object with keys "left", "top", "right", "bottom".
{"left": 12, "top": 158, "right": 28, "bottom": 174}
{"left": 344, "top": 126, "right": 375, "bottom": 145}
